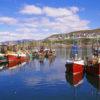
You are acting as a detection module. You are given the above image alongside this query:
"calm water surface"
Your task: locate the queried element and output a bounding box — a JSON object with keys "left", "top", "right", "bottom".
{"left": 0, "top": 48, "right": 100, "bottom": 100}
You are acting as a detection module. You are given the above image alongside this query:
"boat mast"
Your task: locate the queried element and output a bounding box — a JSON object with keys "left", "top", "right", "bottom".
{"left": 96, "top": 35, "right": 99, "bottom": 57}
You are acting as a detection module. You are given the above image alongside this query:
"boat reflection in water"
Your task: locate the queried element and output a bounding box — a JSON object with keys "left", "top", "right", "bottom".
{"left": 65, "top": 72, "right": 84, "bottom": 87}
{"left": 0, "top": 62, "right": 8, "bottom": 70}
{"left": 86, "top": 74, "right": 100, "bottom": 92}
{"left": 86, "top": 74, "right": 100, "bottom": 100}
{"left": 65, "top": 71, "right": 84, "bottom": 100}
{"left": 7, "top": 60, "right": 26, "bottom": 69}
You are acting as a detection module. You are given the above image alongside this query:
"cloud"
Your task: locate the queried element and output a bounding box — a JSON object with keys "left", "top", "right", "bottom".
{"left": 70, "top": 6, "right": 79, "bottom": 13}
{"left": 43, "top": 7, "right": 74, "bottom": 17}
{"left": 0, "top": 5, "right": 90, "bottom": 41}
{"left": 0, "top": 17, "right": 18, "bottom": 25}
{"left": 19, "top": 5, "right": 79, "bottom": 17}
{"left": 16, "top": 27, "right": 37, "bottom": 33}
{"left": 19, "top": 5, "right": 42, "bottom": 15}
{"left": 0, "top": 31, "right": 17, "bottom": 42}
{"left": 18, "top": 5, "right": 89, "bottom": 32}
{"left": 0, "top": 30, "right": 53, "bottom": 42}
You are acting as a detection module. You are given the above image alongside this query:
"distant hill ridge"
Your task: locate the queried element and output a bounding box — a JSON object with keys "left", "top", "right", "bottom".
{"left": 46, "top": 28, "right": 100, "bottom": 40}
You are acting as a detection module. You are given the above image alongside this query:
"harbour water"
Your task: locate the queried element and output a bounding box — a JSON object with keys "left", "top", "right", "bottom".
{"left": 0, "top": 47, "right": 100, "bottom": 100}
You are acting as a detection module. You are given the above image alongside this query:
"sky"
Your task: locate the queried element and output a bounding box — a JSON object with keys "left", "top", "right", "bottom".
{"left": 0, "top": 0, "right": 100, "bottom": 42}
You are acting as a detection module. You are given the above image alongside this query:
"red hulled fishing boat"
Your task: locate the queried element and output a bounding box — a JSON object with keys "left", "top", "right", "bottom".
{"left": 65, "top": 43, "right": 84, "bottom": 75}
{"left": 6, "top": 51, "right": 28, "bottom": 63}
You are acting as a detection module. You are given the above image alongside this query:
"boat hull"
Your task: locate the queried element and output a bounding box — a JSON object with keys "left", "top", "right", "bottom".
{"left": 85, "top": 63, "right": 100, "bottom": 77}
{"left": 7, "top": 54, "right": 28, "bottom": 63}
{"left": 65, "top": 60, "right": 84, "bottom": 75}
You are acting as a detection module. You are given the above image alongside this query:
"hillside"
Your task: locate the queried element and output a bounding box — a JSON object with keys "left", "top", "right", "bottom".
{"left": 46, "top": 28, "right": 100, "bottom": 41}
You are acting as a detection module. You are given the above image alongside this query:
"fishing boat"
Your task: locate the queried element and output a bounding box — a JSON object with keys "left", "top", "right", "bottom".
{"left": 65, "top": 42, "right": 84, "bottom": 75}
{"left": 65, "top": 72, "right": 84, "bottom": 87}
{"left": 6, "top": 51, "right": 28, "bottom": 63}
{"left": 46, "top": 49, "right": 56, "bottom": 58}
{"left": 38, "top": 52, "right": 45, "bottom": 63}
{"left": 85, "top": 37, "right": 100, "bottom": 77}
{"left": 38, "top": 46, "right": 45, "bottom": 62}
{"left": 85, "top": 59, "right": 100, "bottom": 77}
